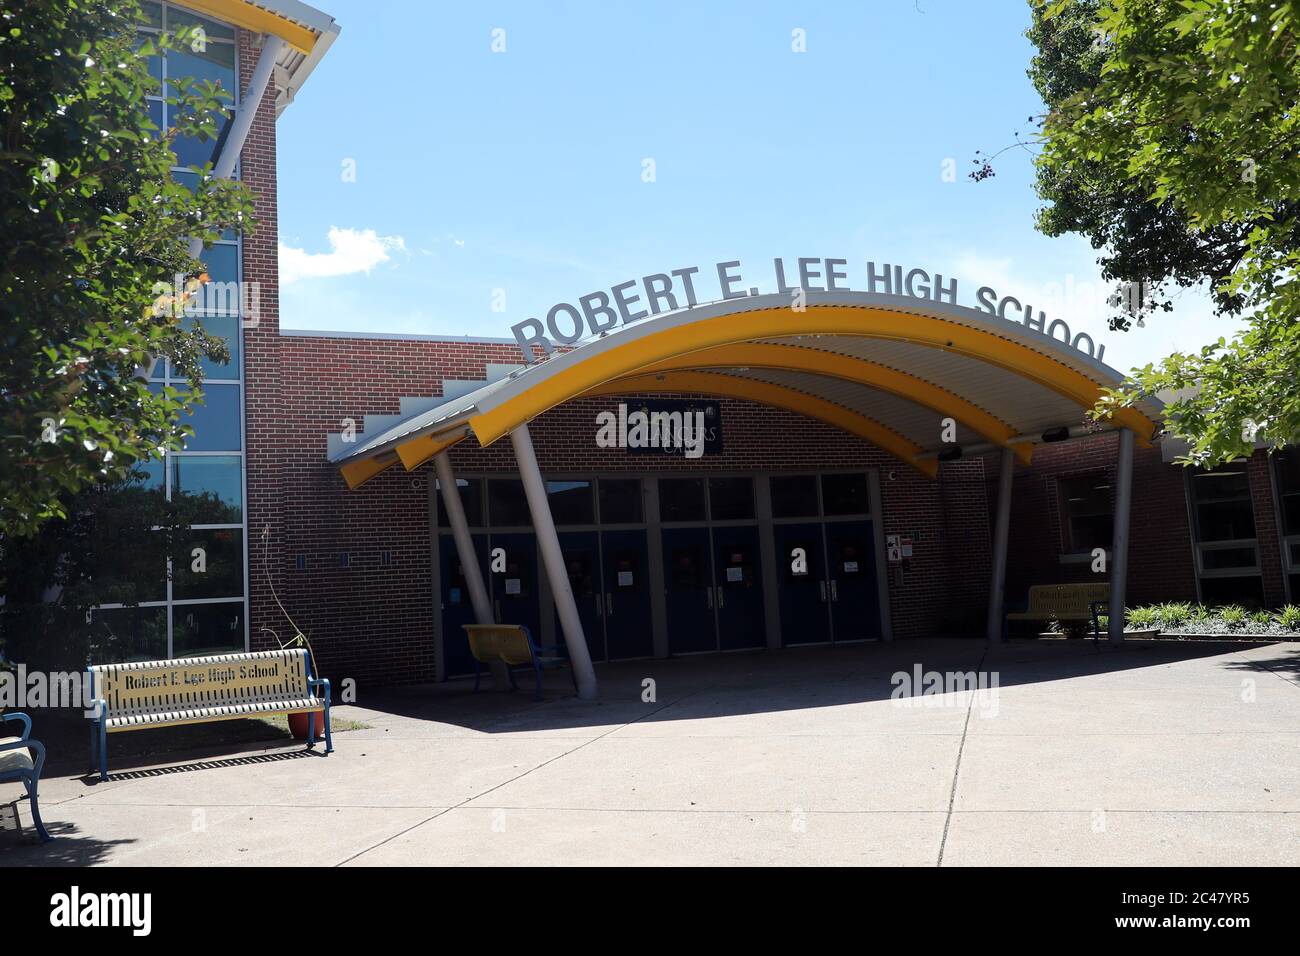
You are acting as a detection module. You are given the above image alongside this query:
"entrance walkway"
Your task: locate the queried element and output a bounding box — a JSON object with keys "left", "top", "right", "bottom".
{"left": 3, "top": 638, "right": 1297, "bottom": 866}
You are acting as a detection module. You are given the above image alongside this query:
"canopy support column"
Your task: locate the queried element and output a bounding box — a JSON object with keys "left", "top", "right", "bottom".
{"left": 187, "top": 34, "right": 285, "bottom": 259}
{"left": 434, "top": 452, "right": 506, "bottom": 688}
{"left": 986, "top": 446, "right": 1015, "bottom": 643}
{"left": 1108, "top": 428, "right": 1135, "bottom": 645}
{"left": 510, "top": 423, "right": 598, "bottom": 700}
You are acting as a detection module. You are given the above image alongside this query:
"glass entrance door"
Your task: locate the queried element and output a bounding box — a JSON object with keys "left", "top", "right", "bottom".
{"left": 602, "top": 529, "right": 654, "bottom": 659}
{"left": 489, "top": 532, "right": 541, "bottom": 643}
{"left": 772, "top": 522, "right": 832, "bottom": 646}
{"left": 662, "top": 526, "right": 716, "bottom": 654}
{"left": 558, "top": 530, "right": 605, "bottom": 662}
{"left": 712, "top": 525, "right": 765, "bottom": 650}
{"left": 824, "top": 520, "right": 880, "bottom": 642}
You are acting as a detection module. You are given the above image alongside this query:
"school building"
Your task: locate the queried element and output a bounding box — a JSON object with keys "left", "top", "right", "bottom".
{"left": 101, "top": 1, "right": 1300, "bottom": 696}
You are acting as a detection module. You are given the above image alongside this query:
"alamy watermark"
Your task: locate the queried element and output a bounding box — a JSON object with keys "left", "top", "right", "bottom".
{"left": 0, "top": 666, "right": 95, "bottom": 714}
{"left": 595, "top": 402, "right": 707, "bottom": 459}
{"left": 890, "top": 664, "right": 1000, "bottom": 718}
{"left": 150, "top": 272, "right": 261, "bottom": 327}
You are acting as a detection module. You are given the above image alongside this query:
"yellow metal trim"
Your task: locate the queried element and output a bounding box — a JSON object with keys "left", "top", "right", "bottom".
{"left": 584, "top": 371, "right": 938, "bottom": 477}
{"left": 179, "top": 0, "right": 319, "bottom": 55}
{"left": 633, "top": 342, "right": 1034, "bottom": 465}
{"left": 468, "top": 306, "right": 1158, "bottom": 449}
{"left": 340, "top": 454, "right": 398, "bottom": 490}
{"left": 396, "top": 431, "right": 467, "bottom": 472}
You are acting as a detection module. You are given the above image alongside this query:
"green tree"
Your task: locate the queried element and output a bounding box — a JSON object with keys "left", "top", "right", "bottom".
{"left": 1028, "top": 0, "right": 1300, "bottom": 463}
{"left": 0, "top": 465, "right": 230, "bottom": 668}
{"left": 1, "top": 0, "right": 255, "bottom": 537}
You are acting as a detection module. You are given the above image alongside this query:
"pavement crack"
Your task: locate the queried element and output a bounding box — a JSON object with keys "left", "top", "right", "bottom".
{"left": 935, "top": 646, "right": 987, "bottom": 867}
{"left": 333, "top": 685, "right": 717, "bottom": 866}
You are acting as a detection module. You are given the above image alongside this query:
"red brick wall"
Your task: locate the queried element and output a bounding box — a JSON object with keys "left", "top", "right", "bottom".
{"left": 253, "top": 329, "right": 1289, "bottom": 686}
{"left": 1248, "top": 448, "right": 1287, "bottom": 607}
{"left": 235, "top": 23, "right": 1287, "bottom": 686}
{"left": 236, "top": 28, "right": 286, "bottom": 667}
{"left": 255, "top": 332, "right": 996, "bottom": 687}
{"left": 999, "top": 432, "right": 1197, "bottom": 607}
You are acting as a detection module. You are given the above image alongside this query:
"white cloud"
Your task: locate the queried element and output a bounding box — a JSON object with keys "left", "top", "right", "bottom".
{"left": 278, "top": 226, "right": 406, "bottom": 284}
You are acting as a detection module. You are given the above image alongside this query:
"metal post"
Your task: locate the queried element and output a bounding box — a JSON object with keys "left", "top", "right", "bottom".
{"left": 434, "top": 452, "right": 507, "bottom": 688}
{"left": 510, "top": 423, "right": 598, "bottom": 700}
{"left": 985, "top": 447, "right": 1016, "bottom": 642}
{"left": 185, "top": 34, "right": 285, "bottom": 259}
{"left": 1109, "top": 428, "right": 1135, "bottom": 645}
{"left": 434, "top": 453, "right": 492, "bottom": 625}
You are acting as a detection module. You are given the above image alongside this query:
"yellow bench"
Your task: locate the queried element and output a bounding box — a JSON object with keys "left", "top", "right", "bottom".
{"left": 1005, "top": 583, "right": 1110, "bottom": 641}
{"left": 463, "top": 624, "right": 576, "bottom": 701}
{"left": 87, "top": 648, "right": 331, "bottom": 779}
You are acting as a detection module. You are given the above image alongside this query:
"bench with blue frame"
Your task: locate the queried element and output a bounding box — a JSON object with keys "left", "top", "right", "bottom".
{"left": 463, "top": 624, "right": 577, "bottom": 701}
{"left": 1004, "top": 582, "right": 1110, "bottom": 642}
{"left": 87, "top": 648, "right": 332, "bottom": 780}
{"left": 0, "top": 712, "right": 51, "bottom": 843}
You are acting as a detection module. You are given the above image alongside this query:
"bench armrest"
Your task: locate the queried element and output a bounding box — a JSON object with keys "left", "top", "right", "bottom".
{"left": 307, "top": 677, "right": 331, "bottom": 701}
{"left": 1, "top": 711, "right": 32, "bottom": 740}
{"left": 0, "top": 736, "right": 46, "bottom": 778}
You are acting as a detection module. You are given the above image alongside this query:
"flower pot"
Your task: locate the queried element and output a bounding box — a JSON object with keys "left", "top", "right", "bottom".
{"left": 288, "top": 710, "right": 327, "bottom": 741}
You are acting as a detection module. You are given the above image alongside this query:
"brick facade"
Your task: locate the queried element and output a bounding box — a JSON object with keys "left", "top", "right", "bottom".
{"left": 232, "top": 22, "right": 1291, "bottom": 689}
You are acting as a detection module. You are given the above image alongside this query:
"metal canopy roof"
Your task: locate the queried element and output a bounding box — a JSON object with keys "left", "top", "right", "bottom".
{"left": 187, "top": 0, "right": 340, "bottom": 115}
{"left": 328, "top": 291, "right": 1164, "bottom": 488}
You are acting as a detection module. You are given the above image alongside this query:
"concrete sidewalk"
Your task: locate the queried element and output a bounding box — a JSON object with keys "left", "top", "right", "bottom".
{"left": 2, "top": 638, "right": 1297, "bottom": 866}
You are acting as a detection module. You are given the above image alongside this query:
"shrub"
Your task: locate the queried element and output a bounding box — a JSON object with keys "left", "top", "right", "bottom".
{"left": 1125, "top": 605, "right": 1160, "bottom": 628}
{"left": 1276, "top": 605, "right": 1300, "bottom": 631}
{"left": 1218, "top": 605, "right": 1248, "bottom": 629}
{"left": 1156, "top": 601, "right": 1193, "bottom": 627}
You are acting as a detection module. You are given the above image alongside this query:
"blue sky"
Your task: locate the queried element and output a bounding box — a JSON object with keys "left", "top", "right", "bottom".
{"left": 274, "top": 0, "right": 1238, "bottom": 373}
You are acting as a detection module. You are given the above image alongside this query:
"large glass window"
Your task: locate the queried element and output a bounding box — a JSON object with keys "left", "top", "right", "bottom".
{"left": 770, "top": 475, "right": 819, "bottom": 518}
{"left": 547, "top": 480, "right": 594, "bottom": 525}
{"left": 172, "top": 600, "right": 245, "bottom": 658}
{"left": 177, "top": 383, "right": 242, "bottom": 451}
{"left": 708, "top": 477, "right": 754, "bottom": 521}
{"left": 1190, "top": 467, "right": 1256, "bottom": 542}
{"left": 436, "top": 477, "right": 483, "bottom": 528}
{"left": 92, "top": 2, "right": 248, "bottom": 662}
{"left": 821, "top": 473, "right": 870, "bottom": 516}
{"left": 1188, "top": 463, "right": 1261, "bottom": 604}
{"left": 89, "top": 606, "right": 168, "bottom": 663}
{"left": 658, "top": 477, "right": 706, "bottom": 522}
{"left": 598, "top": 478, "right": 642, "bottom": 524}
{"left": 488, "top": 479, "right": 531, "bottom": 526}
{"left": 171, "top": 528, "right": 243, "bottom": 600}
{"left": 171, "top": 455, "right": 242, "bottom": 523}
{"left": 1058, "top": 472, "right": 1112, "bottom": 554}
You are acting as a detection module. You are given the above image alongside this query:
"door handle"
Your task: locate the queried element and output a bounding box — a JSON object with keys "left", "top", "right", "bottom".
{"left": 819, "top": 580, "right": 827, "bottom": 602}
{"left": 830, "top": 580, "right": 839, "bottom": 602}
{"left": 716, "top": 585, "right": 725, "bottom": 608}
{"left": 606, "top": 592, "right": 613, "bottom": 616}
{"left": 706, "top": 587, "right": 713, "bottom": 609}
{"left": 494, "top": 598, "right": 501, "bottom": 620}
